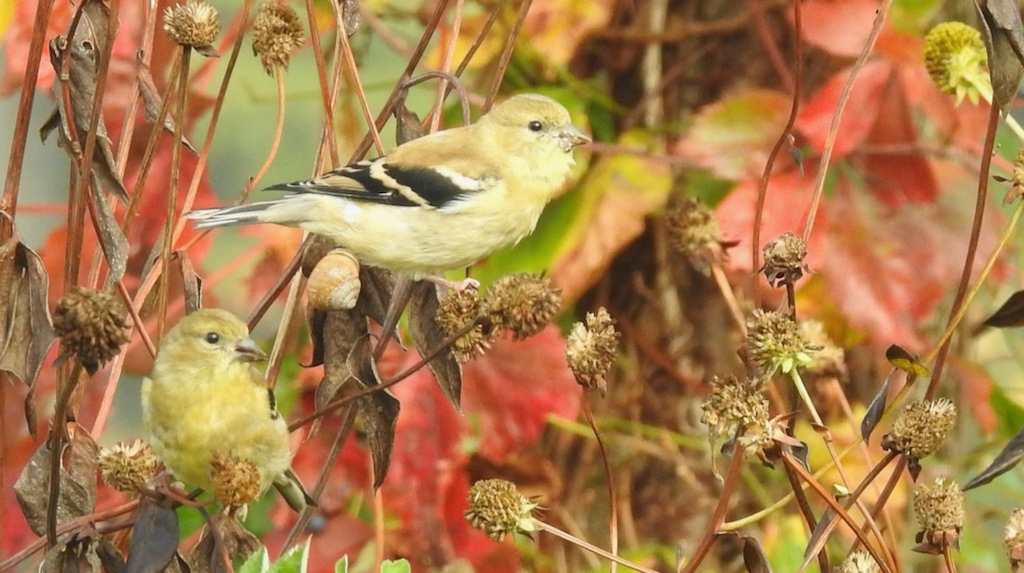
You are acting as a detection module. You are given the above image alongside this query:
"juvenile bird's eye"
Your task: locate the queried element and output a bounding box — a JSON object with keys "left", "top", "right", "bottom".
{"left": 204, "top": 332, "right": 220, "bottom": 344}
{"left": 528, "top": 120, "right": 543, "bottom": 132}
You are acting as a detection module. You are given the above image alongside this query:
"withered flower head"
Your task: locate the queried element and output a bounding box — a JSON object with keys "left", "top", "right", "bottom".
{"left": 745, "top": 309, "right": 814, "bottom": 375}
{"left": 664, "top": 196, "right": 727, "bottom": 274}
{"left": 163, "top": 0, "right": 221, "bottom": 49}
{"left": 98, "top": 440, "right": 159, "bottom": 493}
{"left": 913, "top": 477, "right": 964, "bottom": 553}
{"left": 836, "top": 550, "right": 881, "bottom": 573}
{"left": 436, "top": 288, "right": 495, "bottom": 363}
{"left": 252, "top": 2, "right": 304, "bottom": 74}
{"left": 465, "top": 479, "right": 538, "bottom": 541}
{"left": 210, "top": 453, "right": 262, "bottom": 507}
{"left": 1006, "top": 147, "right": 1024, "bottom": 205}
{"left": 923, "top": 22, "right": 990, "bottom": 105}
{"left": 762, "top": 232, "right": 807, "bottom": 287}
{"left": 53, "top": 286, "right": 130, "bottom": 374}
{"left": 882, "top": 398, "right": 956, "bottom": 461}
{"left": 485, "top": 273, "right": 561, "bottom": 339}
{"left": 1005, "top": 508, "right": 1024, "bottom": 568}
{"left": 564, "top": 307, "right": 619, "bottom": 394}
{"left": 701, "top": 375, "right": 770, "bottom": 451}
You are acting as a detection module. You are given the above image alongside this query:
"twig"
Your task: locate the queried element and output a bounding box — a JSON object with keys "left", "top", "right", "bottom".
{"left": 681, "top": 439, "right": 744, "bottom": 573}
{"left": 583, "top": 401, "right": 619, "bottom": 573}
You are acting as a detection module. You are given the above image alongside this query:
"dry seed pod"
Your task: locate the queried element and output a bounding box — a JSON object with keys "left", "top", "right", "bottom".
{"left": 306, "top": 249, "right": 361, "bottom": 311}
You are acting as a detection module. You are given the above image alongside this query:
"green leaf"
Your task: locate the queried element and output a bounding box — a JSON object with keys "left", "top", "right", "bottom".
{"left": 268, "top": 538, "right": 310, "bottom": 573}
{"left": 379, "top": 560, "right": 411, "bottom": 573}
{"left": 333, "top": 555, "right": 348, "bottom": 573}
{"left": 238, "top": 547, "right": 270, "bottom": 573}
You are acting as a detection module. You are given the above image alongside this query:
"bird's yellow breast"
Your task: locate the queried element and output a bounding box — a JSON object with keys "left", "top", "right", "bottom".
{"left": 141, "top": 360, "right": 291, "bottom": 492}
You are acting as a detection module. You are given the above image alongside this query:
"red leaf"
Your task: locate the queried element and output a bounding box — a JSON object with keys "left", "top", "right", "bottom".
{"left": 796, "top": 60, "right": 892, "bottom": 158}
{"left": 795, "top": 0, "right": 881, "bottom": 58}
{"left": 857, "top": 66, "right": 938, "bottom": 204}
{"left": 715, "top": 168, "right": 828, "bottom": 276}
{"left": 823, "top": 188, "right": 1001, "bottom": 351}
{"left": 673, "top": 89, "right": 792, "bottom": 179}
{"left": 952, "top": 358, "right": 996, "bottom": 434}
{"left": 462, "top": 328, "right": 581, "bottom": 460}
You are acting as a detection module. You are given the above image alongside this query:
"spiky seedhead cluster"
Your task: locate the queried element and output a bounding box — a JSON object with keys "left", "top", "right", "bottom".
{"left": 565, "top": 308, "right": 619, "bottom": 394}
{"left": 210, "top": 453, "right": 262, "bottom": 507}
{"left": 53, "top": 286, "right": 130, "bottom": 374}
{"left": 486, "top": 274, "right": 561, "bottom": 339}
{"left": 1005, "top": 508, "right": 1024, "bottom": 568}
{"left": 701, "top": 375, "right": 769, "bottom": 449}
{"left": 464, "top": 479, "right": 538, "bottom": 541}
{"left": 163, "top": 0, "right": 221, "bottom": 49}
{"left": 252, "top": 2, "right": 304, "bottom": 74}
{"left": 98, "top": 440, "right": 158, "bottom": 493}
{"left": 923, "top": 22, "right": 990, "bottom": 104}
{"left": 913, "top": 477, "right": 964, "bottom": 552}
{"left": 762, "top": 232, "right": 807, "bottom": 287}
{"left": 664, "top": 196, "right": 727, "bottom": 273}
{"left": 1008, "top": 147, "right": 1024, "bottom": 205}
{"left": 436, "top": 288, "right": 496, "bottom": 363}
{"left": 882, "top": 398, "right": 956, "bottom": 461}
{"left": 745, "top": 309, "right": 813, "bottom": 375}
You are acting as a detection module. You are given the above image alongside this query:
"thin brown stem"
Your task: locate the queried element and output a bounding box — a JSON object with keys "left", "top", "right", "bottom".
{"left": 45, "top": 360, "right": 85, "bottom": 546}
{"left": 483, "top": 0, "right": 533, "bottom": 111}
{"left": 682, "top": 439, "right": 744, "bottom": 573}
{"left": 583, "top": 401, "right": 619, "bottom": 572}
{"left": 924, "top": 101, "right": 999, "bottom": 399}
{"left": 535, "top": 521, "right": 663, "bottom": 573}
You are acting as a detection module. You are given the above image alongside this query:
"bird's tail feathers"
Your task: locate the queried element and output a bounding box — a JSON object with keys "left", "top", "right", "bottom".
{"left": 186, "top": 203, "right": 276, "bottom": 229}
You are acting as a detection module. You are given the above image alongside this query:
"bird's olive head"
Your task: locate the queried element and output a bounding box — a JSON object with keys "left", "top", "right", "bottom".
{"left": 486, "top": 93, "right": 591, "bottom": 153}
{"left": 160, "top": 308, "right": 267, "bottom": 365}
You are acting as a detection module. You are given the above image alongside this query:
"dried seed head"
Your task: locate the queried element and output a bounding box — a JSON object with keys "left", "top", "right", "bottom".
{"left": 923, "top": 22, "right": 990, "bottom": 104}
{"left": 762, "top": 232, "right": 807, "bottom": 287}
{"left": 464, "top": 479, "right": 538, "bottom": 541}
{"left": 485, "top": 273, "right": 561, "bottom": 339}
{"left": 210, "top": 453, "right": 262, "bottom": 507}
{"left": 745, "top": 309, "right": 813, "bottom": 375}
{"left": 1005, "top": 508, "right": 1024, "bottom": 568}
{"left": 664, "top": 196, "right": 727, "bottom": 274}
{"left": 565, "top": 308, "right": 619, "bottom": 394}
{"left": 836, "top": 550, "right": 881, "bottom": 573}
{"left": 163, "top": 0, "right": 221, "bottom": 49}
{"left": 913, "top": 477, "right": 964, "bottom": 552}
{"left": 251, "top": 2, "right": 304, "bottom": 74}
{"left": 436, "top": 288, "right": 495, "bottom": 363}
{"left": 53, "top": 286, "right": 130, "bottom": 374}
{"left": 701, "top": 376, "right": 769, "bottom": 440}
{"left": 882, "top": 398, "right": 956, "bottom": 461}
{"left": 1007, "top": 147, "right": 1024, "bottom": 205}
{"left": 98, "top": 440, "right": 159, "bottom": 493}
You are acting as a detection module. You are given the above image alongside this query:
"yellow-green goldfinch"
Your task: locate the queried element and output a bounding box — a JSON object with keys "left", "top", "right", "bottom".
{"left": 187, "top": 94, "right": 589, "bottom": 285}
{"left": 142, "top": 309, "right": 311, "bottom": 511}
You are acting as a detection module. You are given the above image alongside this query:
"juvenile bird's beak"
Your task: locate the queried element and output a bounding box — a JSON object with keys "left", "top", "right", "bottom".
{"left": 558, "top": 125, "right": 591, "bottom": 151}
{"left": 234, "top": 337, "right": 267, "bottom": 362}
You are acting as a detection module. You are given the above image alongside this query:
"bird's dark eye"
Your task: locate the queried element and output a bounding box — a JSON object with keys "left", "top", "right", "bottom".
{"left": 528, "top": 120, "right": 543, "bottom": 132}
{"left": 204, "top": 332, "right": 220, "bottom": 344}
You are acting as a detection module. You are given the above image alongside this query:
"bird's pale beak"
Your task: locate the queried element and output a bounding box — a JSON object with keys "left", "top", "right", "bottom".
{"left": 234, "top": 337, "right": 267, "bottom": 362}
{"left": 559, "top": 124, "right": 591, "bottom": 150}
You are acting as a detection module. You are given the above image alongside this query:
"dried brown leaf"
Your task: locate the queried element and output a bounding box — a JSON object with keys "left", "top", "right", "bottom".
{"left": 15, "top": 423, "right": 98, "bottom": 536}
{"left": 174, "top": 251, "right": 203, "bottom": 314}
{"left": 976, "top": 0, "right": 1024, "bottom": 108}
{"left": 0, "top": 236, "right": 56, "bottom": 391}
{"left": 408, "top": 281, "right": 462, "bottom": 411}
{"left": 92, "top": 184, "right": 128, "bottom": 281}
{"left": 44, "top": 0, "right": 128, "bottom": 203}
{"left": 188, "top": 513, "right": 260, "bottom": 573}
{"left": 135, "top": 53, "right": 197, "bottom": 154}
{"left": 125, "top": 499, "right": 179, "bottom": 573}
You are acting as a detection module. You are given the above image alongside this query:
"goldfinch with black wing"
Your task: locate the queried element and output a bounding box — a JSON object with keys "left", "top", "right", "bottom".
{"left": 142, "top": 309, "right": 312, "bottom": 511}
{"left": 187, "top": 94, "right": 589, "bottom": 280}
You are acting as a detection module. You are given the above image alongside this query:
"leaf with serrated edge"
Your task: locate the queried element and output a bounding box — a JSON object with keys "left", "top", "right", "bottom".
{"left": 238, "top": 547, "right": 270, "bottom": 573}
{"left": 267, "top": 537, "right": 310, "bottom": 573}
{"left": 380, "top": 560, "right": 412, "bottom": 573}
